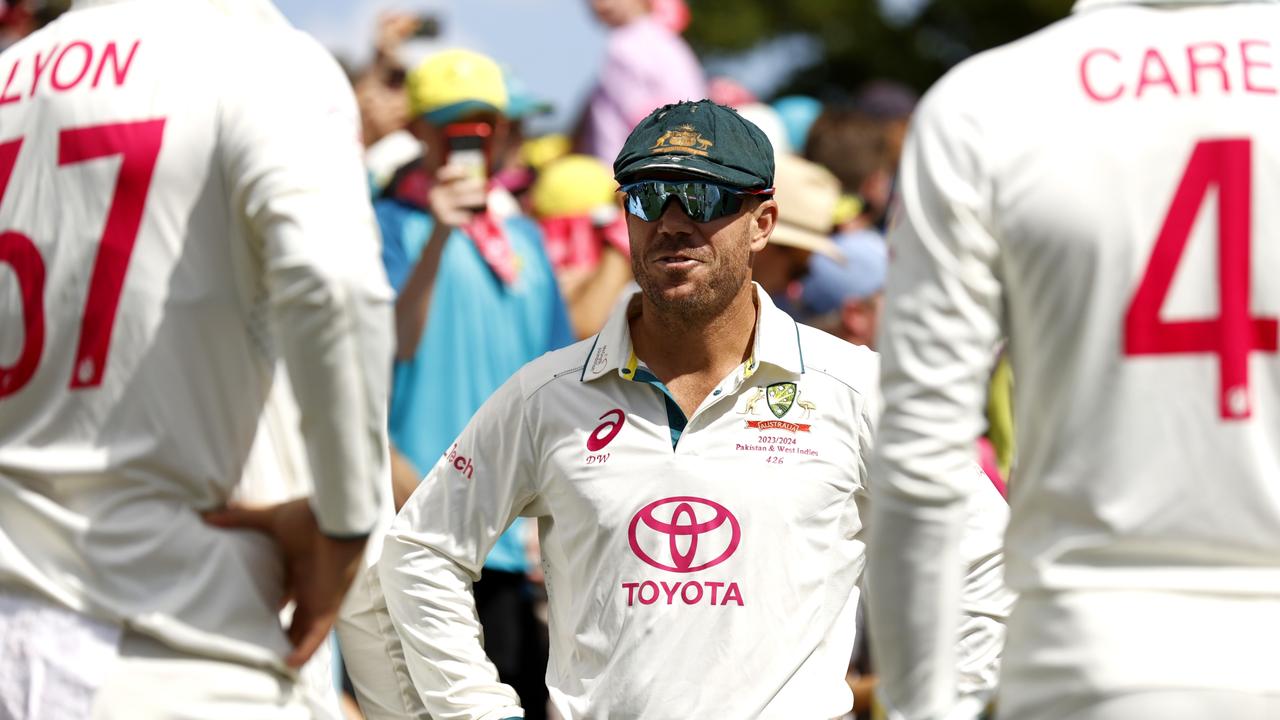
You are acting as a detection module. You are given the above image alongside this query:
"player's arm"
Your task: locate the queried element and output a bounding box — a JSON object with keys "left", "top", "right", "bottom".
{"left": 212, "top": 30, "right": 394, "bottom": 667}
{"left": 855, "top": 353, "right": 1011, "bottom": 719}
{"left": 952, "top": 465, "right": 1014, "bottom": 714}
{"left": 220, "top": 29, "right": 394, "bottom": 540}
{"left": 866, "top": 68, "right": 1005, "bottom": 720}
{"left": 378, "top": 375, "right": 541, "bottom": 719}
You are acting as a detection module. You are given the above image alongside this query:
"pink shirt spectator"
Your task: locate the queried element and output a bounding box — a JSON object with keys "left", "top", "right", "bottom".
{"left": 579, "top": 15, "right": 705, "bottom": 164}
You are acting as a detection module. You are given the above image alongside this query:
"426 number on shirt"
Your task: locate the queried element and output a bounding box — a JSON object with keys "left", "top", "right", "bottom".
{"left": 0, "top": 118, "right": 166, "bottom": 399}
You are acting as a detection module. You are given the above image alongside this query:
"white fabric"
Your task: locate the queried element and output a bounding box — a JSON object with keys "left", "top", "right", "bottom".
{"left": 364, "top": 130, "right": 421, "bottom": 192}
{"left": 376, "top": 286, "right": 1011, "bottom": 719}
{"left": 0, "top": 588, "right": 327, "bottom": 720}
{"left": 1005, "top": 687, "right": 1280, "bottom": 720}
{"left": 0, "top": 0, "right": 392, "bottom": 672}
{"left": 0, "top": 590, "right": 121, "bottom": 720}
{"left": 336, "top": 521, "right": 429, "bottom": 720}
{"left": 999, "top": 590, "right": 1280, "bottom": 718}
{"left": 870, "top": 0, "right": 1280, "bottom": 717}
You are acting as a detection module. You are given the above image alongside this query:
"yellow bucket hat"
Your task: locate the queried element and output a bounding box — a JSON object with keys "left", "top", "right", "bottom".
{"left": 407, "top": 48, "right": 509, "bottom": 123}
{"left": 532, "top": 155, "right": 619, "bottom": 219}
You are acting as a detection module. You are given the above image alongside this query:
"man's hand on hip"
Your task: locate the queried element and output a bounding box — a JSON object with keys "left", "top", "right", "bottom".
{"left": 203, "top": 498, "right": 368, "bottom": 668}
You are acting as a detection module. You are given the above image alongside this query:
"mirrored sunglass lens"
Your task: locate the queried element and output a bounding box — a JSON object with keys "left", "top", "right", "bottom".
{"left": 686, "top": 183, "right": 745, "bottom": 221}
{"left": 625, "top": 185, "right": 664, "bottom": 220}
{"left": 680, "top": 184, "right": 721, "bottom": 221}
{"left": 624, "top": 182, "right": 742, "bottom": 222}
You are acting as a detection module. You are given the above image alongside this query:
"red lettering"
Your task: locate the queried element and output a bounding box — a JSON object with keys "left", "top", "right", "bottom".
{"left": 681, "top": 581, "right": 703, "bottom": 604}
{"left": 660, "top": 581, "right": 679, "bottom": 605}
{"left": 0, "top": 60, "right": 19, "bottom": 106}
{"left": 621, "top": 579, "right": 741, "bottom": 607}
{"left": 92, "top": 40, "right": 140, "bottom": 89}
{"left": 722, "top": 582, "right": 744, "bottom": 607}
{"left": 51, "top": 41, "right": 92, "bottom": 92}
{"left": 1187, "top": 42, "right": 1230, "bottom": 94}
{"left": 0, "top": 231, "right": 46, "bottom": 397}
{"left": 30, "top": 43, "right": 59, "bottom": 97}
{"left": 638, "top": 581, "right": 658, "bottom": 605}
{"left": 1081, "top": 48, "right": 1123, "bottom": 103}
{"left": 705, "top": 580, "right": 724, "bottom": 604}
{"left": 57, "top": 120, "right": 167, "bottom": 388}
{"left": 449, "top": 452, "right": 473, "bottom": 479}
{"left": 1136, "top": 48, "right": 1179, "bottom": 98}
{"left": 1241, "top": 40, "right": 1278, "bottom": 95}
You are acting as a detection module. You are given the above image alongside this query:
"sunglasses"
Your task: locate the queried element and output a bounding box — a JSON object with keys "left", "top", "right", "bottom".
{"left": 620, "top": 180, "right": 773, "bottom": 223}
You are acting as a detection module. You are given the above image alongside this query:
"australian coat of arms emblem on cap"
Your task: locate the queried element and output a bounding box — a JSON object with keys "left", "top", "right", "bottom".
{"left": 650, "top": 124, "right": 714, "bottom": 157}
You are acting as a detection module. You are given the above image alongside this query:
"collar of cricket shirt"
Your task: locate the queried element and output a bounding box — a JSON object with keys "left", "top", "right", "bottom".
{"left": 579, "top": 283, "right": 805, "bottom": 384}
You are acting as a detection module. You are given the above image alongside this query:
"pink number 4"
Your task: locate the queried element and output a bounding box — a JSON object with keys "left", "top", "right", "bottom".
{"left": 0, "top": 118, "right": 165, "bottom": 398}
{"left": 1124, "top": 138, "right": 1276, "bottom": 420}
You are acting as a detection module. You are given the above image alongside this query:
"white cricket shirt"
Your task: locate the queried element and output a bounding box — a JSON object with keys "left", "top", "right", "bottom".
{"left": 380, "top": 286, "right": 1012, "bottom": 720}
{"left": 0, "top": 0, "right": 392, "bottom": 670}
{"left": 869, "top": 0, "right": 1280, "bottom": 717}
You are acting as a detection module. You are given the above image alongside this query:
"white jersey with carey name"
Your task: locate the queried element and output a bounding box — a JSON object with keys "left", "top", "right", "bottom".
{"left": 870, "top": 0, "right": 1280, "bottom": 716}
{"left": 0, "top": 0, "right": 392, "bottom": 670}
{"left": 379, "top": 286, "right": 1013, "bottom": 720}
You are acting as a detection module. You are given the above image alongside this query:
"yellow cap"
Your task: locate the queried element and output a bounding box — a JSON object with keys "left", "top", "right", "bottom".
{"left": 532, "top": 155, "right": 619, "bottom": 218}
{"left": 521, "top": 133, "right": 572, "bottom": 172}
{"left": 407, "top": 49, "right": 508, "bottom": 122}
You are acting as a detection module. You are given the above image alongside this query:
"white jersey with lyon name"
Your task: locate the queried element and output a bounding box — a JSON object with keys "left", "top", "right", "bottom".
{"left": 0, "top": 0, "right": 392, "bottom": 670}
{"left": 378, "top": 286, "right": 1013, "bottom": 720}
{"left": 870, "top": 0, "right": 1280, "bottom": 716}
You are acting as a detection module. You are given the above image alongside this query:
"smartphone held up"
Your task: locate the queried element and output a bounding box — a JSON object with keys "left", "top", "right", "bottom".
{"left": 444, "top": 123, "right": 491, "bottom": 182}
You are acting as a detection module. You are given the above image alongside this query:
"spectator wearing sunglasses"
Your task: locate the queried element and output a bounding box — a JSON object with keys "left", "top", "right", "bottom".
{"left": 375, "top": 100, "right": 1012, "bottom": 719}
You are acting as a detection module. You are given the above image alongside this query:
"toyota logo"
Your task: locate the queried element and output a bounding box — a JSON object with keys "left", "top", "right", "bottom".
{"left": 627, "top": 496, "right": 741, "bottom": 573}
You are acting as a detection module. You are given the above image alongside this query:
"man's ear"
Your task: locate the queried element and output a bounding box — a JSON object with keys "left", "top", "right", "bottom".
{"left": 750, "top": 197, "right": 778, "bottom": 253}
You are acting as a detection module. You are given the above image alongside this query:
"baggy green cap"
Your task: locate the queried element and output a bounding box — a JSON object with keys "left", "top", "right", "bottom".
{"left": 613, "top": 100, "right": 775, "bottom": 191}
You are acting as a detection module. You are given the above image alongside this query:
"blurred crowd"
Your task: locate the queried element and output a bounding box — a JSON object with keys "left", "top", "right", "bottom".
{"left": 0, "top": 1, "right": 1012, "bottom": 718}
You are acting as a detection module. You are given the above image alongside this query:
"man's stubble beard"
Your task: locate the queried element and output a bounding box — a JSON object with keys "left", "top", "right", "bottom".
{"left": 631, "top": 231, "right": 753, "bottom": 328}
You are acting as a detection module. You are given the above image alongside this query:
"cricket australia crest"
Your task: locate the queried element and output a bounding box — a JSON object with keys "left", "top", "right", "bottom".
{"left": 651, "top": 125, "right": 714, "bottom": 156}
{"left": 766, "top": 382, "right": 796, "bottom": 418}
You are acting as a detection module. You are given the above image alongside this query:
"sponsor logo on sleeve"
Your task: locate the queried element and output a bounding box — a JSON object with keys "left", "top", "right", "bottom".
{"left": 444, "top": 443, "right": 474, "bottom": 480}
{"left": 621, "top": 496, "right": 744, "bottom": 607}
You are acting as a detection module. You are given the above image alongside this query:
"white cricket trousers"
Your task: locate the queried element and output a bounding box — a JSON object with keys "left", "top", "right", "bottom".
{"left": 333, "top": 560, "right": 428, "bottom": 720}
{"left": 999, "top": 589, "right": 1280, "bottom": 720}
{"left": 0, "top": 588, "right": 321, "bottom": 720}
{"left": 1006, "top": 690, "right": 1280, "bottom": 720}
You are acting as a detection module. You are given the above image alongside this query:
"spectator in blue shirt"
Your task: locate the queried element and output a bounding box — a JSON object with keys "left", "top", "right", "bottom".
{"left": 376, "top": 48, "right": 572, "bottom": 720}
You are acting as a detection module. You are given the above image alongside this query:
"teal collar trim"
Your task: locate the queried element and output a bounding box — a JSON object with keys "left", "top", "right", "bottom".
{"left": 631, "top": 367, "right": 687, "bottom": 449}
